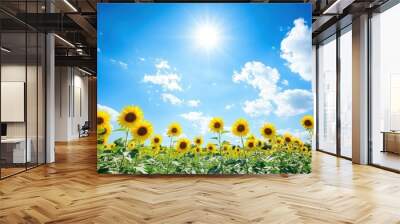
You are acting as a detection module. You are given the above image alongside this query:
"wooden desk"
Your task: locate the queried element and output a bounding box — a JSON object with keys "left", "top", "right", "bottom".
{"left": 381, "top": 131, "right": 400, "bottom": 154}
{"left": 1, "top": 138, "right": 31, "bottom": 164}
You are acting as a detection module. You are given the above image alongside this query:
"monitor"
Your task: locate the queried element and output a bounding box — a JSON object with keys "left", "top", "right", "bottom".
{"left": 1, "top": 123, "right": 7, "bottom": 137}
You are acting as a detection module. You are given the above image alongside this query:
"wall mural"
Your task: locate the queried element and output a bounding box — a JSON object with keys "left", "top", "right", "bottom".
{"left": 97, "top": 3, "right": 313, "bottom": 174}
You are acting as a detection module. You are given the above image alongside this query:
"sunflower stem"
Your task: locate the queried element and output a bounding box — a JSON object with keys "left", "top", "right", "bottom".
{"left": 240, "top": 136, "right": 248, "bottom": 174}
{"left": 218, "top": 131, "right": 224, "bottom": 173}
{"left": 119, "top": 130, "right": 129, "bottom": 171}
{"left": 166, "top": 137, "right": 173, "bottom": 174}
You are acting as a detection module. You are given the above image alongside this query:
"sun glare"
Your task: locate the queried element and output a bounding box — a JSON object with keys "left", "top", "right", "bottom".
{"left": 194, "top": 23, "right": 220, "bottom": 51}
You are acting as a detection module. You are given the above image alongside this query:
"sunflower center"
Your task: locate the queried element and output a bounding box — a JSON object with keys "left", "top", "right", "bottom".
{"left": 179, "top": 142, "right": 187, "bottom": 149}
{"left": 237, "top": 124, "right": 245, "bottom": 132}
{"left": 196, "top": 139, "right": 201, "bottom": 144}
{"left": 99, "top": 127, "right": 109, "bottom": 135}
{"left": 264, "top": 128, "right": 272, "bottom": 135}
{"left": 171, "top": 127, "right": 177, "bottom": 133}
{"left": 248, "top": 142, "right": 254, "bottom": 148}
{"left": 214, "top": 122, "right": 221, "bottom": 129}
{"left": 97, "top": 117, "right": 104, "bottom": 125}
{"left": 196, "top": 148, "right": 200, "bottom": 152}
{"left": 154, "top": 138, "right": 159, "bottom": 143}
{"left": 137, "top": 127, "right": 148, "bottom": 136}
{"left": 304, "top": 120, "right": 312, "bottom": 126}
{"left": 285, "top": 137, "right": 291, "bottom": 142}
{"left": 125, "top": 112, "right": 136, "bottom": 123}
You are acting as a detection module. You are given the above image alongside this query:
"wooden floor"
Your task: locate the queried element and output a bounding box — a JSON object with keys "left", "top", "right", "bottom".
{"left": 1, "top": 137, "right": 400, "bottom": 224}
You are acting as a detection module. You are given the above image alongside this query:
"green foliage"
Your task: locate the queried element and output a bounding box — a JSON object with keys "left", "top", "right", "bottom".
{"left": 97, "top": 142, "right": 312, "bottom": 175}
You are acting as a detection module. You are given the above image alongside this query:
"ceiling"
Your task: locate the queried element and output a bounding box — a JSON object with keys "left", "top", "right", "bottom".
{"left": 0, "top": 0, "right": 392, "bottom": 74}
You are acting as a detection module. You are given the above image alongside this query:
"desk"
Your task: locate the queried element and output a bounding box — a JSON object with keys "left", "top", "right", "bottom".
{"left": 1, "top": 138, "right": 31, "bottom": 163}
{"left": 381, "top": 131, "right": 400, "bottom": 154}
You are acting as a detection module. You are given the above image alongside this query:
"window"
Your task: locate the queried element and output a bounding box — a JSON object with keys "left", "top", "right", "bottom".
{"left": 339, "top": 27, "right": 352, "bottom": 158}
{"left": 370, "top": 3, "right": 400, "bottom": 171}
{"left": 317, "top": 36, "right": 337, "bottom": 154}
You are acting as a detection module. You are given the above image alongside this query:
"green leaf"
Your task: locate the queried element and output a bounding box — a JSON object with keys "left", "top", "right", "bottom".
{"left": 112, "top": 128, "right": 128, "bottom": 132}
{"left": 208, "top": 165, "right": 221, "bottom": 174}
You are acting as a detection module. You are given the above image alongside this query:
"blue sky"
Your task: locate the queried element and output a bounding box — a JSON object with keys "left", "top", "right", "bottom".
{"left": 98, "top": 3, "right": 313, "bottom": 144}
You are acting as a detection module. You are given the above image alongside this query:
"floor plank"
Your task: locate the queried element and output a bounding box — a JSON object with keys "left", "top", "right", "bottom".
{"left": 1, "top": 136, "right": 400, "bottom": 224}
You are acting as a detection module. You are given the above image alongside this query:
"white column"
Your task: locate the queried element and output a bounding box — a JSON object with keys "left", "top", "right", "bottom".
{"left": 352, "top": 14, "right": 369, "bottom": 164}
{"left": 46, "top": 32, "right": 55, "bottom": 163}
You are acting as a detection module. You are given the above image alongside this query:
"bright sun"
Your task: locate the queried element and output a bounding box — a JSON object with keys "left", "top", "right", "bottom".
{"left": 194, "top": 24, "right": 220, "bottom": 51}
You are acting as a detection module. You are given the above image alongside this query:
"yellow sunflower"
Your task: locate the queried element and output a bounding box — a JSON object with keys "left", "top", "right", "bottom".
{"left": 260, "top": 123, "right": 276, "bottom": 139}
{"left": 231, "top": 118, "right": 250, "bottom": 137}
{"left": 245, "top": 138, "right": 256, "bottom": 150}
{"left": 209, "top": 117, "right": 224, "bottom": 133}
{"left": 222, "top": 144, "right": 232, "bottom": 154}
{"left": 151, "top": 134, "right": 163, "bottom": 146}
{"left": 275, "top": 137, "right": 283, "bottom": 145}
{"left": 206, "top": 143, "right": 217, "bottom": 154}
{"left": 167, "top": 122, "right": 182, "bottom": 137}
{"left": 104, "top": 144, "right": 113, "bottom": 150}
{"left": 175, "top": 138, "right": 190, "bottom": 152}
{"left": 301, "top": 115, "right": 314, "bottom": 130}
{"left": 97, "top": 123, "right": 112, "bottom": 143}
{"left": 131, "top": 120, "right": 153, "bottom": 142}
{"left": 127, "top": 140, "right": 136, "bottom": 150}
{"left": 193, "top": 146, "right": 202, "bottom": 154}
{"left": 256, "top": 139, "right": 263, "bottom": 148}
{"left": 151, "top": 145, "right": 160, "bottom": 153}
{"left": 97, "top": 110, "right": 111, "bottom": 129}
{"left": 283, "top": 133, "right": 292, "bottom": 144}
{"left": 247, "top": 134, "right": 256, "bottom": 140}
{"left": 118, "top": 105, "right": 143, "bottom": 129}
{"left": 193, "top": 136, "right": 203, "bottom": 146}
{"left": 293, "top": 137, "right": 303, "bottom": 146}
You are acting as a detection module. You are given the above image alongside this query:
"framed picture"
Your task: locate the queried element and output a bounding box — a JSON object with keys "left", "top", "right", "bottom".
{"left": 97, "top": 3, "right": 313, "bottom": 175}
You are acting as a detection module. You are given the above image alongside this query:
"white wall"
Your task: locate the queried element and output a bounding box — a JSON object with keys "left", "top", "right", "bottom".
{"left": 54, "top": 67, "right": 89, "bottom": 141}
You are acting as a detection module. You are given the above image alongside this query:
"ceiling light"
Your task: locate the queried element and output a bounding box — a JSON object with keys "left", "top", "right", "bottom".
{"left": 54, "top": 34, "right": 75, "bottom": 48}
{"left": 63, "top": 0, "right": 78, "bottom": 12}
{"left": 1, "top": 47, "right": 11, "bottom": 53}
{"left": 78, "top": 67, "right": 92, "bottom": 76}
{"left": 322, "top": 0, "right": 355, "bottom": 15}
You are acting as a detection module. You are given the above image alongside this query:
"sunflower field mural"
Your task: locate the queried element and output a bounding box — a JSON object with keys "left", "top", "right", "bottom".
{"left": 98, "top": 3, "right": 313, "bottom": 174}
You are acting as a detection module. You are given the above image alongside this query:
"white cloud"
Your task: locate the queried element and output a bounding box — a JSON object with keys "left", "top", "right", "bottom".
{"left": 187, "top": 100, "right": 200, "bottom": 107}
{"left": 155, "top": 59, "right": 170, "bottom": 70}
{"left": 143, "top": 59, "right": 183, "bottom": 92}
{"left": 118, "top": 61, "right": 128, "bottom": 69}
{"left": 280, "top": 18, "right": 312, "bottom": 81}
{"left": 225, "top": 104, "right": 235, "bottom": 110}
{"left": 281, "top": 79, "right": 289, "bottom": 86}
{"left": 139, "top": 57, "right": 145, "bottom": 62}
{"left": 233, "top": 61, "right": 280, "bottom": 100}
{"left": 243, "top": 98, "right": 274, "bottom": 117}
{"left": 161, "top": 93, "right": 183, "bottom": 105}
{"left": 233, "top": 61, "right": 312, "bottom": 117}
{"left": 97, "top": 104, "right": 119, "bottom": 122}
{"left": 180, "top": 112, "right": 211, "bottom": 134}
{"left": 143, "top": 73, "right": 182, "bottom": 91}
{"left": 110, "top": 58, "right": 128, "bottom": 70}
{"left": 274, "top": 89, "right": 313, "bottom": 117}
